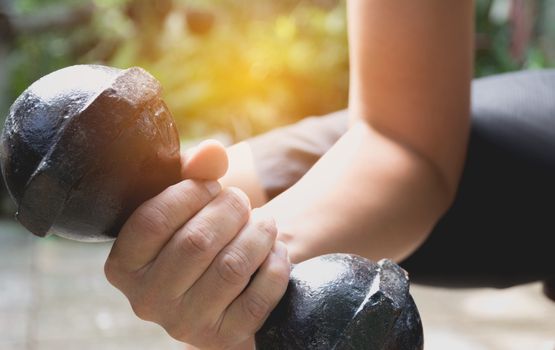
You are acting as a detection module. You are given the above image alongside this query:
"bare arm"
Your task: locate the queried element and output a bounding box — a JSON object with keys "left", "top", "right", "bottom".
{"left": 167, "top": 2, "right": 474, "bottom": 349}
{"left": 223, "top": 0, "right": 473, "bottom": 264}
{"left": 348, "top": 0, "right": 473, "bottom": 191}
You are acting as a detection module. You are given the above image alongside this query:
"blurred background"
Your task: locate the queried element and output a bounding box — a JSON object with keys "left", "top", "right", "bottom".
{"left": 2, "top": 0, "right": 555, "bottom": 212}
{"left": 1, "top": 0, "right": 555, "bottom": 213}
{"left": 1, "top": 0, "right": 554, "bottom": 349}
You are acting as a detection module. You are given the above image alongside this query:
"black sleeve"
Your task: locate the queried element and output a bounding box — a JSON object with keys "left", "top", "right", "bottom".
{"left": 402, "top": 69, "right": 555, "bottom": 290}
{"left": 248, "top": 69, "right": 555, "bottom": 293}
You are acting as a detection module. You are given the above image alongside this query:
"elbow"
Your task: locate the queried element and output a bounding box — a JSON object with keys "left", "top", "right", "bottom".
{"left": 426, "top": 141, "right": 468, "bottom": 216}
{"left": 428, "top": 163, "right": 460, "bottom": 217}
{"left": 356, "top": 120, "right": 465, "bottom": 215}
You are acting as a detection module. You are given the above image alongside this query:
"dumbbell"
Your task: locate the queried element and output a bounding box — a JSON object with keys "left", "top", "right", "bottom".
{"left": 0, "top": 65, "right": 181, "bottom": 241}
{"left": 0, "top": 65, "right": 424, "bottom": 349}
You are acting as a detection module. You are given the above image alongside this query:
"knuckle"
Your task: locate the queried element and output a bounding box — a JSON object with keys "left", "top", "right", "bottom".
{"left": 176, "top": 181, "right": 210, "bottom": 213}
{"left": 244, "top": 291, "right": 271, "bottom": 321}
{"left": 181, "top": 220, "right": 216, "bottom": 255}
{"left": 130, "top": 288, "right": 159, "bottom": 321}
{"left": 129, "top": 203, "right": 172, "bottom": 238}
{"left": 104, "top": 253, "right": 140, "bottom": 287}
{"left": 127, "top": 181, "right": 213, "bottom": 239}
{"left": 221, "top": 189, "right": 250, "bottom": 220}
{"left": 165, "top": 322, "right": 192, "bottom": 342}
{"left": 103, "top": 257, "right": 120, "bottom": 286}
{"left": 253, "top": 217, "right": 278, "bottom": 240}
{"left": 266, "top": 261, "right": 291, "bottom": 287}
{"left": 130, "top": 298, "right": 155, "bottom": 321}
{"left": 165, "top": 317, "right": 218, "bottom": 346}
{"left": 208, "top": 339, "right": 231, "bottom": 350}
{"left": 216, "top": 249, "right": 251, "bottom": 285}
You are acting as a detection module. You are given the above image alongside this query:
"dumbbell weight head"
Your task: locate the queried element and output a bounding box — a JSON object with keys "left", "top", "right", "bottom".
{"left": 255, "top": 254, "right": 424, "bottom": 350}
{"left": 0, "top": 65, "right": 181, "bottom": 241}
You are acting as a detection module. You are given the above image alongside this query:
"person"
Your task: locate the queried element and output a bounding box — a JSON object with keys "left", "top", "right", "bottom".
{"left": 104, "top": 1, "right": 555, "bottom": 349}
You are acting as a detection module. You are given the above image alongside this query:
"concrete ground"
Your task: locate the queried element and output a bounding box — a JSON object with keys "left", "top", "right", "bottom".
{"left": 1, "top": 219, "right": 554, "bottom": 350}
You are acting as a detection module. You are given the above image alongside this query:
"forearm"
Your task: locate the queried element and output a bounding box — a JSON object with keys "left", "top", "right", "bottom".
{"left": 223, "top": 0, "right": 473, "bottom": 264}
{"left": 260, "top": 122, "right": 451, "bottom": 263}
{"left": 220, "top": 112, "right": 348, "bottom": 206}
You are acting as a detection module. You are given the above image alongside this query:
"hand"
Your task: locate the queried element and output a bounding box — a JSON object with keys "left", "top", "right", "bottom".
{"left": 105, "top": 140, "right": 291, "bottom": 349}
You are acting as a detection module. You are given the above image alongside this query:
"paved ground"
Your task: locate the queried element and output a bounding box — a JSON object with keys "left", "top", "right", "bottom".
{"left": 1, "top": 219, "right": 554, "bottom": 350}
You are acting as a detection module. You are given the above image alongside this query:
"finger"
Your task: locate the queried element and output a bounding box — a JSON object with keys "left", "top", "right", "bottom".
{"left": 228, "top": 337, "right": 255, "bottom": 350}
{"left": 180, "top": 212, "right": 278, "bottom": 329}
{"left": 141, "top": 187, "right": 251, "bottom": 301}
{"left": 106, "top": 180, "right": 220, "bottom": 280}
{"left": 183, "top": 338, "right": 254, "bottom": 350}
{"left": 219, "top": 241, "right": 291, "bottom": 341}
{"left": 181, "top": 139, "right": 228, "bottom": 180}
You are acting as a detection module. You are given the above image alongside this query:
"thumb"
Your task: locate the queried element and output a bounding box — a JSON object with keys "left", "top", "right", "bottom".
{"left": 181, "top": 139, "right": 229, "bottom": 181}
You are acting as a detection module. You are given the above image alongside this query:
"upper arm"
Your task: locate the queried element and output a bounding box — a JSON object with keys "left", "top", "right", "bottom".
{"left": 347, "top": 0, "right": 474, "bottom": 194}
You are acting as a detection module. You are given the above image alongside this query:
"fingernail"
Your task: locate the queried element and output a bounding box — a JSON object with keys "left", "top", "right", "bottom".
{"left": 198, "top": 139, "right": 224, "bottom": 148}
{"left": 273, "top": 241, "right": 289, "bottom": 260}
{"left": 205, "top": 181, "right": 221, "bottom": 196}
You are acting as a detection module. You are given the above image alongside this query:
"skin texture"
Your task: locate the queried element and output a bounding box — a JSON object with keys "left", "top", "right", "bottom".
{"left": 181, "top": 140, "right": 229, "bottom": 180}
{"left": 225, "top": 0, "right": 474, "bottom": 264}
{"left": 106, "top": 141, "right": 291, "bottom": 350}
{"left": 106, "top": 1, "right": 473, "bottom": 349}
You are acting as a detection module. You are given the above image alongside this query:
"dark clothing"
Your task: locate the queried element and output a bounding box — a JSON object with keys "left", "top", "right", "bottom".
{"left": 248, "top": 70, "right": 555, "bottom": 292}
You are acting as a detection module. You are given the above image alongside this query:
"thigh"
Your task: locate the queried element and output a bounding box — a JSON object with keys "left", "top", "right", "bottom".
{"left": 402, "top": 70, "right": 555, "bottom": 288}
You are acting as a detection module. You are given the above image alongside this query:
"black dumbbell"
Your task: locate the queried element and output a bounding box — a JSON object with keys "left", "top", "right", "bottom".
{"left": 0, "top": 65, "right": 181, "bottom": 241}
{"left": 256, "top": 254, "right": 423, "bottom": 350}
{"left": 0, "top": 65, "right": 424, "bottom": 349}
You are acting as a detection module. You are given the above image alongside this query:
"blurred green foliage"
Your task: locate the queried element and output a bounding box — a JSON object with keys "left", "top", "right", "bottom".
{"left": 2, "top": 0, "right": 349, "bottom": 140}
{"left": 2, "top": 0, "right": 555, "bottom": 140}
{"left": 2, "top": 0, "right": 555, "bottom": 215}
{"left": 474, "top": 0, "right": 554, "bottom": 76}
